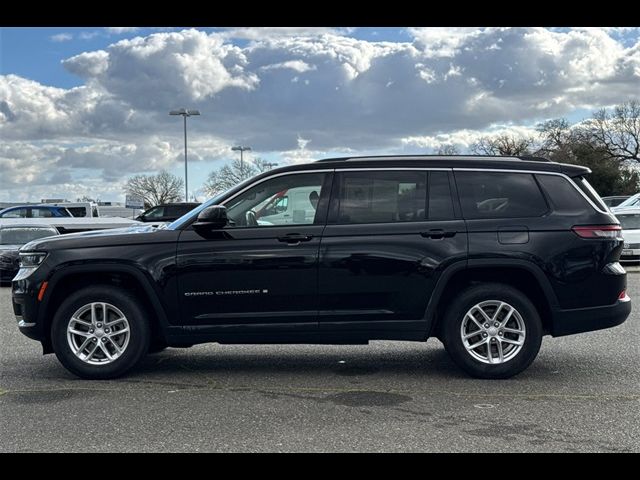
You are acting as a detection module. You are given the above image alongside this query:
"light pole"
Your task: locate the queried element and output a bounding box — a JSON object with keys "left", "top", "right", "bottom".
{"left": 231, "top": 145, "right": 252, "bottom": 173}
{"left": 169, "top": 108, "right": 200, "bottom": 201}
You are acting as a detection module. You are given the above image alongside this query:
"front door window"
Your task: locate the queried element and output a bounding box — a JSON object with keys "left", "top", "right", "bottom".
{"left": 225, "top": 173, "right": 326, "bottom": 227}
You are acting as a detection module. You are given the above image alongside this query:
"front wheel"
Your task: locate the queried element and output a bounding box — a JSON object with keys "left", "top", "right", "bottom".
{"left": 51, "top": 286, "right": 150, "bottom": 379}
{"left": 442, "top": 283, "right": 543, "bottom": 379}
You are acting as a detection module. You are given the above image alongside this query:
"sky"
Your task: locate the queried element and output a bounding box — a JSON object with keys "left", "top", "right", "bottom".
{"left": 1, "top": 26, "right": 639, "bottom": 203}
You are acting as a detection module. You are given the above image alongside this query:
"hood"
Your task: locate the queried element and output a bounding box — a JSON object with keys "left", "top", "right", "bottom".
{"left": 21, "top": 224, "right": 175, "bottom": 252}
{"left": 0, "top": 246, "right": 20, "bottom": 257}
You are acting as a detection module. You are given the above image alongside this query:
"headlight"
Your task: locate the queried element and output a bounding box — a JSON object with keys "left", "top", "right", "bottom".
{"left": 19, "top": 252, "right": 47, "bottom": 268}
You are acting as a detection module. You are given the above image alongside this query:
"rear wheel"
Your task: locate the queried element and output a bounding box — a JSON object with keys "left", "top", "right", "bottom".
{"left": 442, "top": 283, "right": 543, "bottom": 379}
{"left": 51, "top": 286, "right": 150, "bottom": 379}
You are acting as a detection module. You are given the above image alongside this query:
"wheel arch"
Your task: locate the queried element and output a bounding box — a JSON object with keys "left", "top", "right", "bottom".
{"left": 39, "top": 264, "right": 170, "bottom": 353}
{"left": 426, "top": 259, "right": 559, "bottom": 338}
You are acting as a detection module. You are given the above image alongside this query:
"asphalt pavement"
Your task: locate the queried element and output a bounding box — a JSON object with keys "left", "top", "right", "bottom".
{"left": 1, "top": 275, "right": 638, "bottom": 452}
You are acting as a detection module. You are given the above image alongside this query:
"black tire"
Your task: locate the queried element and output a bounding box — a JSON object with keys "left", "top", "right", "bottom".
{"left": 442, "top": 283, "right": 543, "bottom": 379}
{"left": 51, "top": 285, "right": 150, "bottom": 379}
{"left": 148, "top": 344, "right": 168, "bottom": 354}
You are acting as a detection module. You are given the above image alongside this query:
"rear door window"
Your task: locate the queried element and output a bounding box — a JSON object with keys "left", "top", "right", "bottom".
{"left": 335, "top": 171, "right": 427, "bottom": 224}
{"left": 31, "top": 208, "right": 53, "bottom": 218}
{"left": 455, "top": 171, "right": 548, "bottom": 219}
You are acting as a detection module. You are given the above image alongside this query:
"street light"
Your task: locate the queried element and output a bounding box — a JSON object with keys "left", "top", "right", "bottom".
{"left": 231, "top": 145, "right": 252, "bottom": 172}
{"left": 169, "top": 108, "right": 200, "bottom": 202}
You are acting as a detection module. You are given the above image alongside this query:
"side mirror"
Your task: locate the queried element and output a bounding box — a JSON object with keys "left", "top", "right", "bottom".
{"left": 193, "top": 205, "right": 228, "bottom": 232}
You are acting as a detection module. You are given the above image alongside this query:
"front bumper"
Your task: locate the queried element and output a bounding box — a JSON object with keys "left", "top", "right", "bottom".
{"left": 551, "top": 296, "right": 631, "bottom": 337}
{"left": 0, "top": 266, "right": 19, "bottom": 283}
{"left": 12, "top": 270, "right": 48, "bottom": 342}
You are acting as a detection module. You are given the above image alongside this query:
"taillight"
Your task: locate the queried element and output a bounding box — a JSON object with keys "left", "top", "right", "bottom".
{"left": 572, "top": 225, "right": 622, "bottom": 239}
{"left": 619, "top": 290, "right": 630, "bottom": 302}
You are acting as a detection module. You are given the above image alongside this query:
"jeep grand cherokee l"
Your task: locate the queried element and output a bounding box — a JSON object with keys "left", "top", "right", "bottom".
{"left": 11, "top": 155, "right": 631, "bottom": 379}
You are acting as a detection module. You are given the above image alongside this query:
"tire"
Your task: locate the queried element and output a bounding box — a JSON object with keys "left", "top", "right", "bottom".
{"left": 148, "top": 344, "right": 168, "bottom": 354}
{"left": 442, "top": 283, "right": 543, "bottom": 379}
{"left": 51, "top": 285, "right": 151, "bottom": 379}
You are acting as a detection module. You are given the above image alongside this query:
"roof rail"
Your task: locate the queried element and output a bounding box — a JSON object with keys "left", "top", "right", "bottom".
{"left": 316, "top": 154, "right": 554, "bottom": 163}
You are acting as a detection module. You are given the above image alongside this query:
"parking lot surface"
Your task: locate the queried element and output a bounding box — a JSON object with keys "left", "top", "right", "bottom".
{"left": 1, "top": 276, "right": 638, "bottom": 452}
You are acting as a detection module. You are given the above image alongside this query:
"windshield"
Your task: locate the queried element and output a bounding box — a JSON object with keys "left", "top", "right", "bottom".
{"left": 617, "top": 213, "right": 640, "bottom": 230}
{"left": 615, "top": 193, "right": 640, "bottom": 209}
{"left": 166, "top": 176, "right": 258, "bottom": 230}
{"left": 0, "top": 227, "right": 58, "bottom": 245}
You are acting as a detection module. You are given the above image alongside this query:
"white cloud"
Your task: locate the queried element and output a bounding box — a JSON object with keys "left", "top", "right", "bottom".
{"left": 105, "top": 27, "right": 140, "bottom": 34}
{"left": 2, "top": 27, "right": 640, "bottom": 201}
{"left": 50, "top": 33, "right": 73, "bottom": 43}
{"left": 78, "top": 31, "right": 100, "bottom": 41}
{"left": 261, "top": 60, "right": 316, "bottom": 73}
{"left": 219, "top": 27, "right": 354, "bottom": 41}
{"left": 401, "top": 125, "right": 540, "bottom": 151}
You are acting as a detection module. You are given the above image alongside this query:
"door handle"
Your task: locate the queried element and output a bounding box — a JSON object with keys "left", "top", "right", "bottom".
{"left": 420, "top": 229, "right": 456, "bottom": 240}
{"left": 277, "top": 234, "right": 313, "bottom": 244}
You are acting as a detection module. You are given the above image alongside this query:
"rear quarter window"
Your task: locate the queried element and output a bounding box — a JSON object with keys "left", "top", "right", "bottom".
{"left": 573, "top": 177, "right": 608, "bottom": 212}
{"left": 536, "top": 174, "right": 593, "bottom": 215}
{"left": 455, "top": 171, "right": 548, "bottom": 219}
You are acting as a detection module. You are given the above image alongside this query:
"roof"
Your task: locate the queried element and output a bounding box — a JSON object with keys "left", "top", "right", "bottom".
{"left": 269, "top": 154, "right": 590, "bottom": 177}
{"left": 316, "top": 154, "right": 552, "bottom": 163}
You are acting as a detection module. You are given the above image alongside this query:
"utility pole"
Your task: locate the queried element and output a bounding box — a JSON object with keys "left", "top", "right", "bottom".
{"left": 169, "top": 108, "right": 200, "bottom": 201}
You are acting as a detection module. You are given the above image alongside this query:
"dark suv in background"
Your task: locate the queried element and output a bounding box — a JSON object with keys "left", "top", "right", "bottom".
{"left": 136, "top": 202, "right": 200, "bottom": 223}
{"left": 11, "top": 156, "right": 630, "bottom": 379}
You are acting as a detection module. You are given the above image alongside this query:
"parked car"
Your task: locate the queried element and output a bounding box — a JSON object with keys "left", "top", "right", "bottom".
{"left": 611, "top": 192, "right": 640, "bottom": 212}
{"left": 45, "top": 202, "right": 100, "bottom": 218}
{"left": 602, "top": 196, "right": 631, "bottom": 209}
{"left": 254, "top": 185, "right": 320, "bottom": 225}
{"left": 615, "top": 209, "right": 640, "bottom": 263}
{"left": 0, "top": 225, "right": 59, "bottom": 283}
{"left": 135, "top": 203, "right": 200, "bottom": 223}
{"left": 11, "top": 155, "right": 630, "bottom": 380}
{"left": 0, "top": 205, "right": 72, "bottom": 219}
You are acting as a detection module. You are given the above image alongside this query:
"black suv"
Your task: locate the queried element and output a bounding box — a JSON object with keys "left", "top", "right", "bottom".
{"left": 135, "top": 202, "right": 200, "bottom": 223}
{"left": 11, "top": 156, "right": 631, "bottom": 379}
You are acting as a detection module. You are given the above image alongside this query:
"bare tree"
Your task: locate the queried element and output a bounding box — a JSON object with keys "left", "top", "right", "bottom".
{"left": 586, "top": 100, "right": 640, "bottom": 162}
{"left": 471, "top": 134, "right": 535, "bottom": 156}
{"left": 537, "top": 118, "right": 573, "bottom": 151}
{"left": 252, "top": 157, "right": 279, "bottom": 173}
{"left": 124, "top": 170, "right": 184, "bottom": 208}
{"left": 202, "top": 158, "right": 261, "bottom": 197}
{"left": 536, "top": 117, "right": 640, "bottom": 195}
{"left": 535, "top": 118, "right": 578, "bottom": 161}
{"left": 435, "top": 144, "right": 460, "bottom": 155}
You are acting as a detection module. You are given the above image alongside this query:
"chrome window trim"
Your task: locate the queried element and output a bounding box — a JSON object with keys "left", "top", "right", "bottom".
{"left": 452, "top": 168, "right": 611, "bottom": 215}
{"left": 216, "top": 167, "right": 451, "bottom": 229}
{"left": 337, "top": 167, "right": 452, "bottom": 172}
{"left": 188, "top": 165, "right": 610, "bottom": 228}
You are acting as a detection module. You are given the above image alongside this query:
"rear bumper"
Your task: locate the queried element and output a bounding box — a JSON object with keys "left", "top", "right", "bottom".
{"left": 551, "top": 296, "right": 631, "bottom": 337}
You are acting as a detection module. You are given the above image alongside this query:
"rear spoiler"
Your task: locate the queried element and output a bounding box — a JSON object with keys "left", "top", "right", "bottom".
{"left": 558, "top": 163, "right": 591, "bottom": 177}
